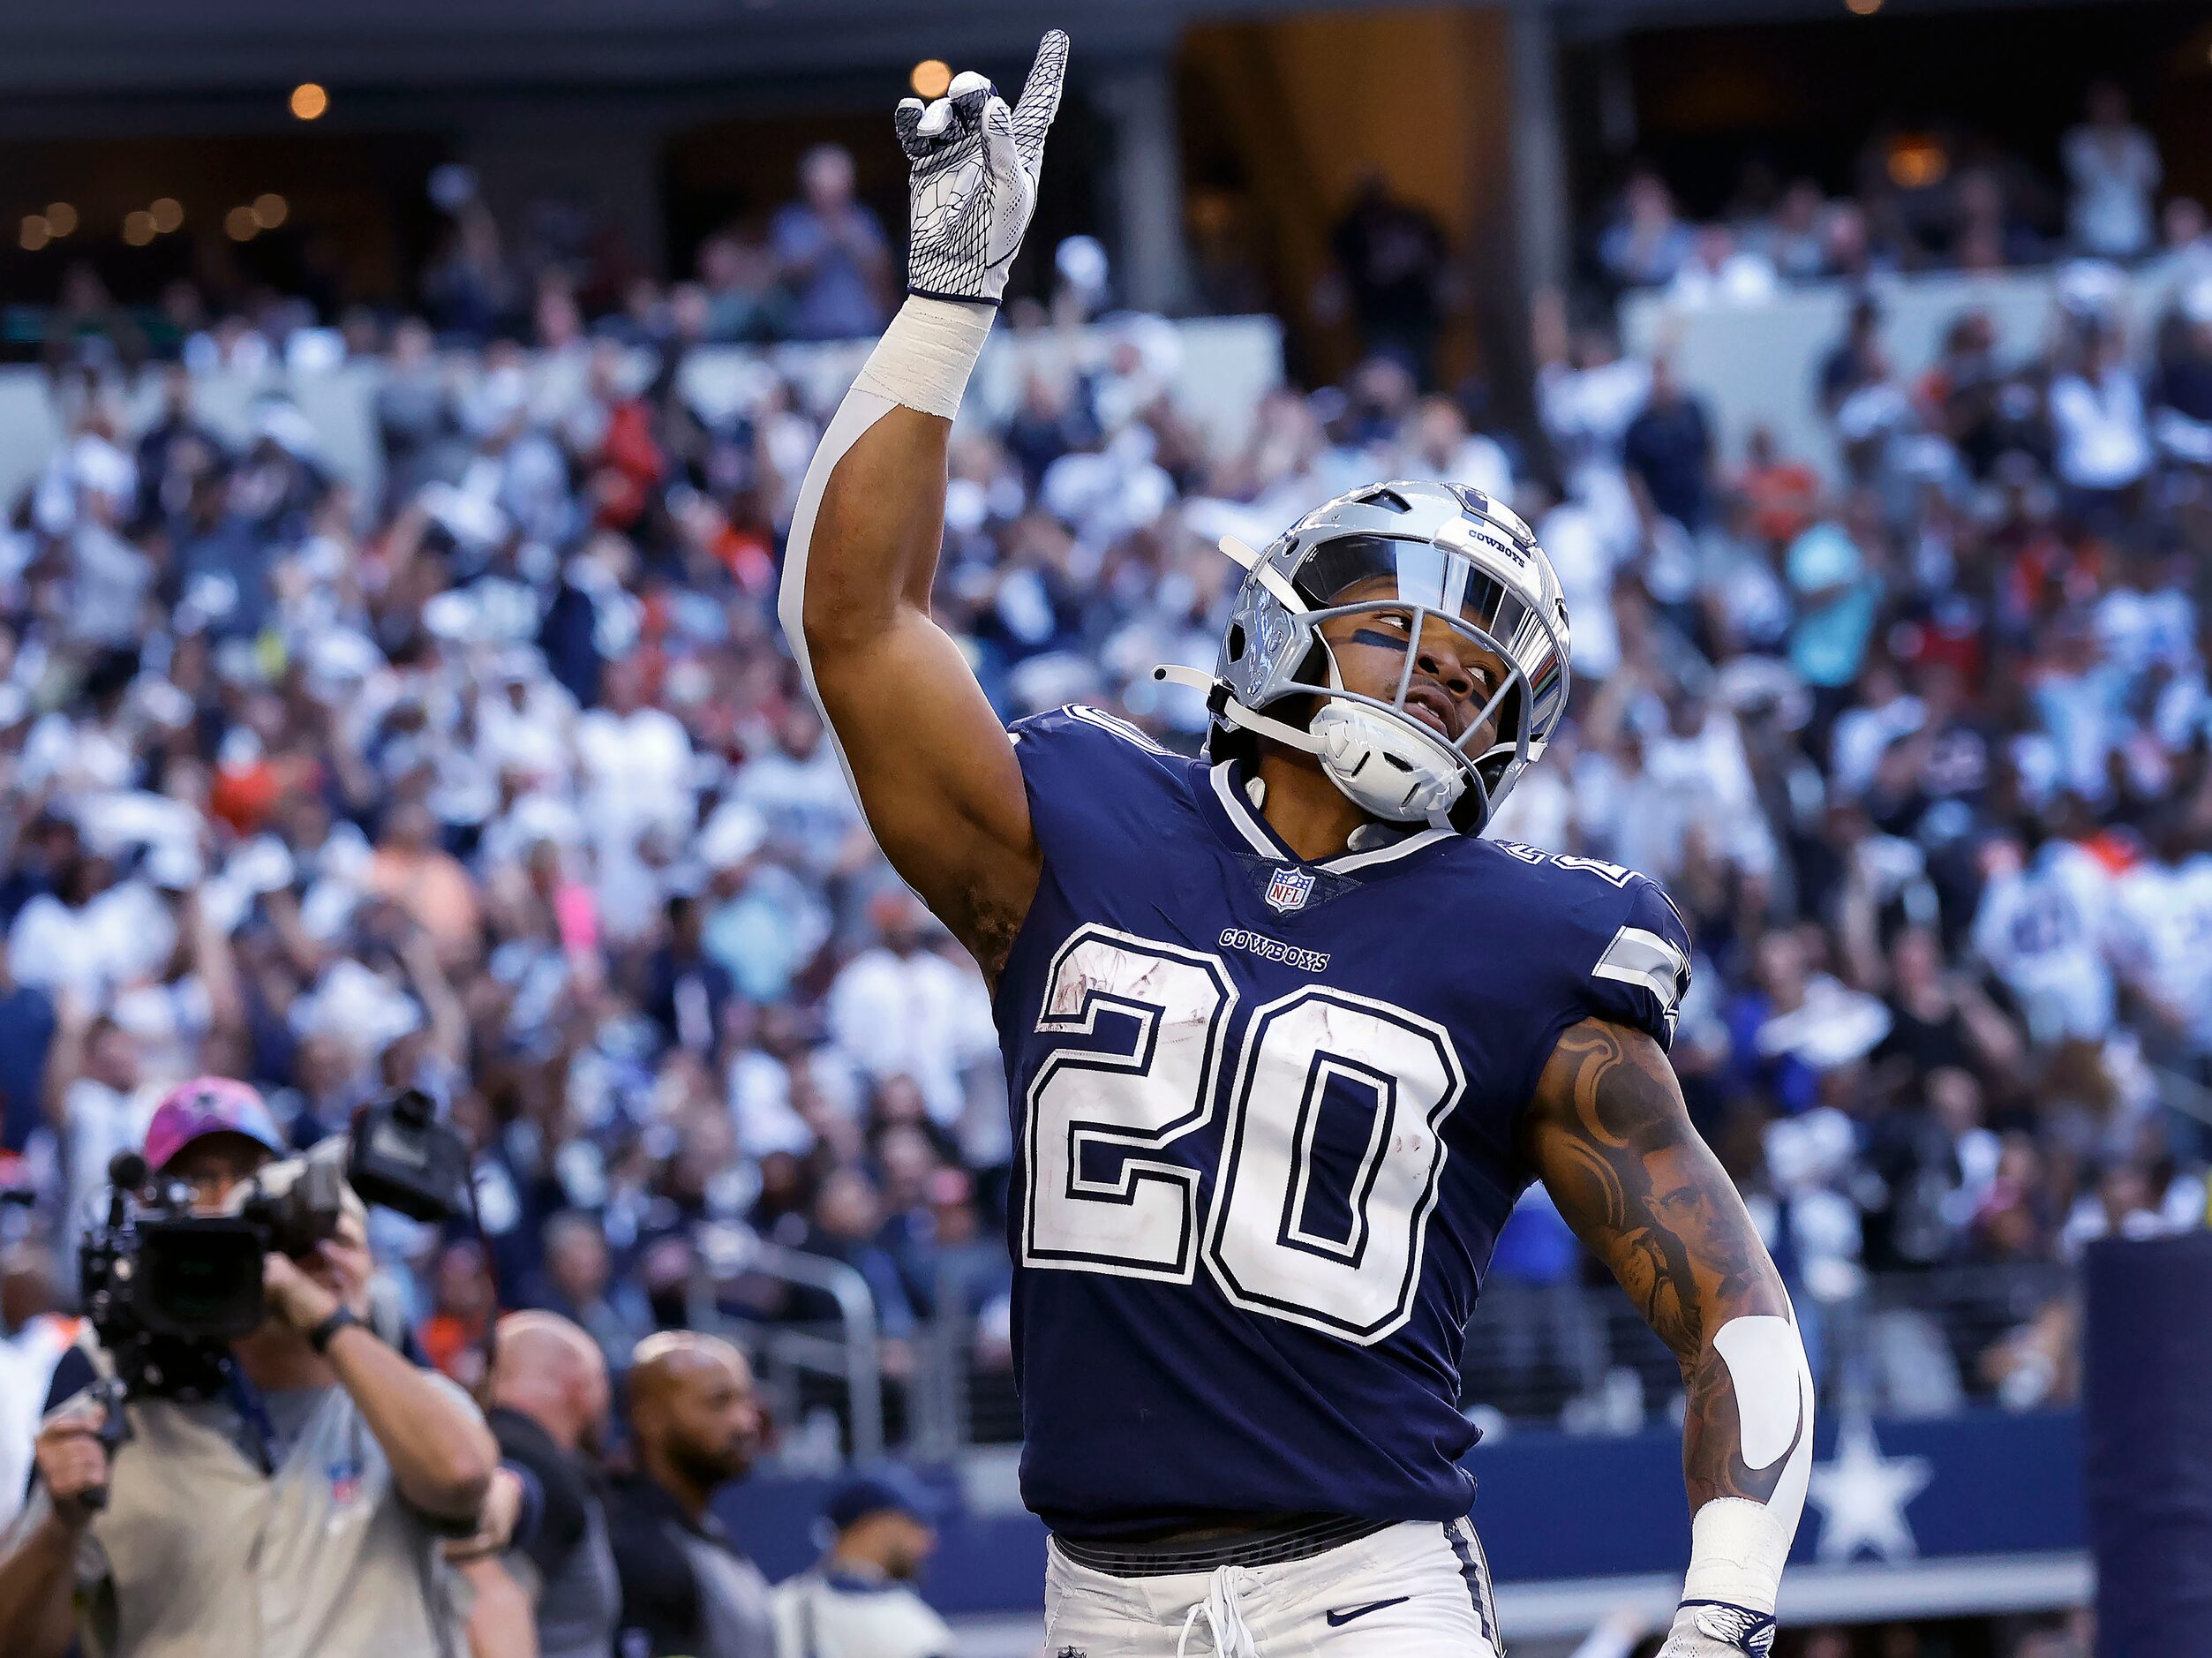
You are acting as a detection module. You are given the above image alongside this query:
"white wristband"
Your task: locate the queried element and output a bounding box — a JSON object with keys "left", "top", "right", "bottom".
{"left": 1683, "top": 1497, "right": 1796, "bottom": 1615}
{"left": 849, "top": 296, "right": 995, "bottom": 421}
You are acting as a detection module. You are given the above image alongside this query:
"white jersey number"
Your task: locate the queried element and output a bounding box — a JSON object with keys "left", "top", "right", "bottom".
{"left": 1022, "top": 929, "right": 1236, "bottom": 1282}
{"left": 1021, "top": 927, "right": 1464, "bottom": 1344}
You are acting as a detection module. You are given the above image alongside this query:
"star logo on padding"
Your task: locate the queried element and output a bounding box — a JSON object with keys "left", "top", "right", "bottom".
{"left": 1807, "top": 1415, "right": 1931, "bottom": 1563}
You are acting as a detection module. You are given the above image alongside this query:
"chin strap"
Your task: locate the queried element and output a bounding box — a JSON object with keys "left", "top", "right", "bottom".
{"left": 1152, "top": 665, "right": 1328, "bottom": 757}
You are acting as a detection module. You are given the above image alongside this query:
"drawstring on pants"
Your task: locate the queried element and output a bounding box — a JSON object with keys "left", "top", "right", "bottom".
{"left": 1175, "top": 1564, "right": 1261, "bottom": 1657}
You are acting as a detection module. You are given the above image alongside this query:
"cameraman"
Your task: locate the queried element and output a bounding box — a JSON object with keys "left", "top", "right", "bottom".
{"left": 0, "top": 1078, "right": 499, "bottom": 1657}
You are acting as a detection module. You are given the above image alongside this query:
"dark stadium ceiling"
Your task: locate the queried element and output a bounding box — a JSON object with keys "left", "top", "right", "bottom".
{"left": 0, "top": 0, "right": 2166, "bottom": 98}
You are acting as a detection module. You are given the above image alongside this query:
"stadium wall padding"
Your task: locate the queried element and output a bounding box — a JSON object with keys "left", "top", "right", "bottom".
{"left": 2086, "top": 1232, "right": 2212, "bottom": 1657}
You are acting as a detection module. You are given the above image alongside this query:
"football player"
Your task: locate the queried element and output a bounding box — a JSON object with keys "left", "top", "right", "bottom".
{"left": 779, "top": 31, "right": 1811, "bottom": 1657}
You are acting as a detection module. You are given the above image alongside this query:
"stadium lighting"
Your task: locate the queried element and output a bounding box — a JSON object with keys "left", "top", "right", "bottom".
{"left": 252, "top": 192, "right": 289, "bottom": 230}
{"left": 150, "top": 198, "right": 184, "bottom": 234}
{"left": 290, "top": 82, "right": 329, "bottom": 121}
{"left": 19, "top": 215, "right": 49, "bottom": 252}
{"left": 122, "top": 210, "right": 156, "bottom": 247}
{"left": 911, "top": 59, "right": 952, "bottom": 99}
{"left": 1845, "top": 0, "right": 1882, "bottom": 12}
{"left": 224, "top": 206, "right": 259, "bottom": 242}
{"left": 1887, "top": 136, "right": 1948, "bottom": 189}
{"left": 43, "top": 202, "right": 77, "bottom": 237}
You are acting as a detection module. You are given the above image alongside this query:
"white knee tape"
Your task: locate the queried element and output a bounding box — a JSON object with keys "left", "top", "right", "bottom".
{"left": 1682, "top": 1313, "right": 1815, "bottom": 1615}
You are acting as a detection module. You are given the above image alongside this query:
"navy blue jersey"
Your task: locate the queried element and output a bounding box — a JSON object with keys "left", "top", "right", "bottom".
{"left": 995, "top": 706, "right": 1692, "bottom": 1537}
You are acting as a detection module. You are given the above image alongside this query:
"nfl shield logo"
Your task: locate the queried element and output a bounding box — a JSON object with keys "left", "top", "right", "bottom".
{"left": 1265, "top": 866, "right": 1314, "bottom": 913}
{"left": 328, "top": 1458, "right": 364, "bottom": 1505}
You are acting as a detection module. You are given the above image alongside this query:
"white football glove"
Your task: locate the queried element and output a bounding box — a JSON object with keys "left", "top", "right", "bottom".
{"left": 894, "top": 29, "right": 1069, "bottom": 305}
{"left": 1657, "top": 1601, "right": 1778, "bottom": 1658}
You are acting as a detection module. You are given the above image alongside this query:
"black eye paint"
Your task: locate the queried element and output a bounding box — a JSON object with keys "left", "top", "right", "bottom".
{"left": 1346, "top": 628, "right": 1405, "bottom": 651}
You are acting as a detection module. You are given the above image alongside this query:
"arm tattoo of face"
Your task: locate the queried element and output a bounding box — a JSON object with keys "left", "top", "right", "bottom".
{"left": 1525, "top": 1019, "right": 1795, "bottom": 1505}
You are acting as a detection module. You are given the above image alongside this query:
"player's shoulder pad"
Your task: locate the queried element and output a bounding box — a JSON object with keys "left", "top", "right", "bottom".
{"left": 1483, "top": 842, "right": 1695, "bottom": 1046}
{"left": 1006, "top": 704, "right": 1187, "bottom": 781}
{"left": 1008, "top": 702, "right": 1175, "bottom": 752}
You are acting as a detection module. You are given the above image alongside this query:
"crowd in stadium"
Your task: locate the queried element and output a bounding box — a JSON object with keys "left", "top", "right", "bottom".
{"left": 0, "top": 99, "right": 2208, "bottom": 1497}
{"left": 1593, "top": 81, "right": 2195, "bottom": 298}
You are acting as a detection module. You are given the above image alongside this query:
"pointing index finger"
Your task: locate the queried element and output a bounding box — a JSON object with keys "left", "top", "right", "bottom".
{"left": 1011, "top": 29, "right": 1070, "bottom": 161}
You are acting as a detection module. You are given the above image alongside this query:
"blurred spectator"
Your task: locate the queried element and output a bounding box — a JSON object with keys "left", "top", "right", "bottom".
{"left": 769, "top": 1469, "right": 953, "bottom": 1658}
{"left": 525, "top": 1210, "right": 656, "bottom": 1372}
{"left": 367, "top": 804, "right": 482, "bottom": 969}
{"left": 1787, "top": 498, "right": 1885, "bottom": 716}
{"left": 1622, "top": 357, "right": 1715, "bottom": 531}
{"left": 1760, "top": 179, "right": 1832, "bottom": 282}
{"left": 2048, "top": 323, "right": 2151, "bottom": 517}
{"left": 789, "top": 1167, "right": 918, "bottom": 1361}
{"left": 1320, "top": 172, "right": 1454, "bottom": 380}
{"left": 1819, "top": 295, "right": 1888, "bottom": 413}
{"left": 1667, "top": 227, "right": 1779, "bottom": 309}
{"left": 696, "top": 233, "right": 789, "bottom": 343}
{"left": 420, "top": 1240, "right": 499, "bottom": 1385}
{"left": 771, "top": 146, "right": 893, "bottom": 342}
{"left": 824, "top": 893, "right": 997, "bottom": 1133}
{"left": 2062, "top": 82, "right": 2161, "bottom": 261}
{"left": 1600, "top": 168, "right": 1694, "bottom": 290}
{"left": 422, "top": 176, "right": 519, "bottom": 342}
{"left": 1397, "top": 395, "right": 1514, "bottom": 505}
{"left": 646, "top": 893, "right": 736, "bottom": 1056}
{"left": 2145, "top": 198, "right": 2212, "bottom": 298}
{"left": 1971, "top": 833, "right": 2114, "bottom": 1045}
{"left": 476, "top": 1312, "right": 621, "bottom": 1658}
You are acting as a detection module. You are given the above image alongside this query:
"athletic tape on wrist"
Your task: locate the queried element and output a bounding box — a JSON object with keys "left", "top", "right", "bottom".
{"left": 1681, "top": 1313, "right": 1816, "bottom": 1616}
{"left": 850, "top": 295, "right": 995, "bottom": 421}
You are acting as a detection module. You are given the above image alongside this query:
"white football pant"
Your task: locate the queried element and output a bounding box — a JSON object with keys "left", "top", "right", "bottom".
{"left": 1043, "top": 1517, "right": 1503, "bottom": 1656}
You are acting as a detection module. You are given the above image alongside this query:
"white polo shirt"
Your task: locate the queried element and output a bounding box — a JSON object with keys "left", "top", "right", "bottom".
{"left": 771, "top": 1564, "right": 953, "bottom": 1658}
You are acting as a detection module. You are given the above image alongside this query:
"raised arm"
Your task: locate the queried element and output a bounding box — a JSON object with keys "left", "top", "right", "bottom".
{"left": 783, "top": 402, "right": 1038, "bottom": 974}
{"left": 1522, "top": 1017, "right": 1814, "bottom": 1657}
{"left": 777, "top": 34, "right": 1070, "bottom": 980}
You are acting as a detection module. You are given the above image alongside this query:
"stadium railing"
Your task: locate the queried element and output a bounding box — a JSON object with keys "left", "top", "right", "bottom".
{"left": 719, "top": 1257, "right": 2081, "bottom": 1463}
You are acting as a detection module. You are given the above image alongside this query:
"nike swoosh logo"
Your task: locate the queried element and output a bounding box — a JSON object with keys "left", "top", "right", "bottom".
{"left": 1325, "top": 1596, "right": 1411, "bottom": 1626}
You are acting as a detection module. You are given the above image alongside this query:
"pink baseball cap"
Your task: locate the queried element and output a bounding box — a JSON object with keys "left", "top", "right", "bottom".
{"left": 143, "top": 1076, "right": 284, "bottom": 1172}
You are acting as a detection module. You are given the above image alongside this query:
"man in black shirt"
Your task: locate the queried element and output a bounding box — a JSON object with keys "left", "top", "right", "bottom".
{"left": 1327, "top": 171, "right": 1451, "bottom": 381}
{"left": 470, "top": 1312, "right": 622, "bottom": 1658}
{"left": 607, "top": 1333, "right": 773, "bottom": 1658}
{"left": 1623, "top": 355, "right": 1715, "bottom": 531}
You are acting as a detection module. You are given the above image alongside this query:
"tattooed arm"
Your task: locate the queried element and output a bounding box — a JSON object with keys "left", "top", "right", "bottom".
{"left": 1522, "top": 1017, "right": 1814, "bottom": 1652}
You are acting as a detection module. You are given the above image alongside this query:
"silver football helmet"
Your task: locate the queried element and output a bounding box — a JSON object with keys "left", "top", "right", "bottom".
{"left": 1155, "top": 480, "right": 1571, "bottom": 835}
